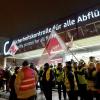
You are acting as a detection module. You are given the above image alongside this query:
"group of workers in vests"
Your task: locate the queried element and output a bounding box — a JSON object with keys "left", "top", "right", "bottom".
{"left": 0, "top": 56, "right": 100, "bottom": 100}
{"left": 39, "top": 56, "right": 100, "bottom": 100}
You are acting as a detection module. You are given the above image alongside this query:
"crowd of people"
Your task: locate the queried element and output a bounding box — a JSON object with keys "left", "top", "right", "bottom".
{"left": 0, "top": 56, "right": 100, "bottom": 100}
{"left": 38, "top": 56, "right": 100, "bottom": 100}
{"left": 0, "top": 66, "right": 11, "bottom": 92}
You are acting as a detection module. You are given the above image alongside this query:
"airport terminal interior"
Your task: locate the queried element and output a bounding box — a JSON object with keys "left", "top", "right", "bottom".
{"left": 0, "top": 1, "right": 100, "bottom": 100}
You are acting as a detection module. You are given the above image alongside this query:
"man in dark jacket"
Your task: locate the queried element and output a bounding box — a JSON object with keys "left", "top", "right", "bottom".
{"left": 66, "top": 61, "right": 77, "bottom": 100}
{"left": 42, "top": 63, "right": 54, "bottom": 100}
{"left": 9, "top": 67, "right": 19, "bottom": 100}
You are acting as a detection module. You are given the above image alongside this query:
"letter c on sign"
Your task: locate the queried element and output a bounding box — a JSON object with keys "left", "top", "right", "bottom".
{"left": 4, "top": 41, "right": 9, "bottom": 55}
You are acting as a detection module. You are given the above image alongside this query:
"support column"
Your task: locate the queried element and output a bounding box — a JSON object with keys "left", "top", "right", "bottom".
{"left": 4, "top": 57, "right": 7, "bottom": 69}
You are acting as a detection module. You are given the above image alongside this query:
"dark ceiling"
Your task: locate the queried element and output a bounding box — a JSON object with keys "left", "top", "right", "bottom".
{"left": 0, "top": 0, "right": 100, "bottom": 38}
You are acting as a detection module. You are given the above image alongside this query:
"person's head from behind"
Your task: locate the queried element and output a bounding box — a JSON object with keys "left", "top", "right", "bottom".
{"left": 22, "top": 60, "right": 29, "bottom": 67}
{"left": 30, "top": 63, "right": 35, "bottom": 70}
{"left": 57, "top": 63, "right": 62, "bottom": 68}
{"left": 66, "top": 61, "right": 72, "bottom": 71}
{"left": 78, "top": 59, "right": 85, "bottom": 69}
{"left": 89, "top": 56, "right": 95, "bottom": 62}
{"left": 66, "top": 61, "right": 71, "bottom": 66}
{"left": 44, "top": 63, "right": 49, "bottom": 70}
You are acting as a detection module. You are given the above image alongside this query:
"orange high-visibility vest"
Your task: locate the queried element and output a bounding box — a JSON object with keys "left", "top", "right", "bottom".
{"left": 19, "top": 67, "right": 36, "bottom": 91}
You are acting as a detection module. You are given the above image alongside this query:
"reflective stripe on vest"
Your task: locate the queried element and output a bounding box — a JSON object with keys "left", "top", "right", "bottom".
{"left": 19, "top": 67, "right": 36, "bottom": 91}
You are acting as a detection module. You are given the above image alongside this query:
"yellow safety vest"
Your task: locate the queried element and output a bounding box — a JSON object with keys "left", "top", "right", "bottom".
{"left": 64, "top": 70, "right": 78, "bottom": 91}
{"left": 77, "top": 67, "right": 87, "bottom": 84}
{"left": 56, "top": 69, "right": 64, "bottom": 82}
{"left": 46, "top": 68, "right": 50, "bottom": 81}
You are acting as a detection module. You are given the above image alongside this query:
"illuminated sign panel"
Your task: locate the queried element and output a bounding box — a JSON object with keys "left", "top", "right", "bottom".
{"left": 3, "top": 6, "right": 100, "bottom": 56}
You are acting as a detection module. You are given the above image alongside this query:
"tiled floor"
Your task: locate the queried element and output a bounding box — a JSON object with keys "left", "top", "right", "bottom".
{"left": 0, "top": 89, "right": 97, "bottom": 100}
{"left": 0, "top": 89, "right": 66, "bottom": 100}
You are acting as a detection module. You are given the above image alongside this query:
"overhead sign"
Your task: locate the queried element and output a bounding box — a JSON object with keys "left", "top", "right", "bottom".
{"left": 15, "top": 9, "right": 100, "bottom": 44}
{"left": 3, "top": 7, "right": 100, "bottom": 56}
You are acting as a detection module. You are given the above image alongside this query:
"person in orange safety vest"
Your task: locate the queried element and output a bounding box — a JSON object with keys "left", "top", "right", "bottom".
{"left": 14, "top": 60, "right": 38, "bottom": 100}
